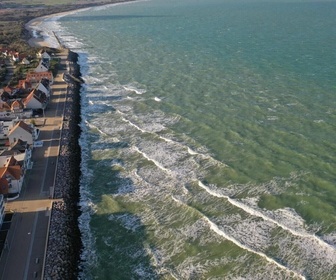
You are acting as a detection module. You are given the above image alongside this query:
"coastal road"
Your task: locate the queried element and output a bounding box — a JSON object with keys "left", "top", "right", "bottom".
{"left": 0, "top": 49, "right": 68, "bottom": 280}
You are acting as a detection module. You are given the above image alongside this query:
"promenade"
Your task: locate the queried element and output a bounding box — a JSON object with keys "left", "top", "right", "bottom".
{"left": 0, "top": 49, "right": 69, "bottom": 280}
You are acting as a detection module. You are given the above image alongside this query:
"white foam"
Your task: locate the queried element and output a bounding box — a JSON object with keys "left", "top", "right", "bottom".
{"left": 197, "top": 181, "right": 335, "bottom": 251}
{"left": 159, "top": 136, "right": 173, "bottom": 142}
{"left": 133, "top": 146, "right": 171, "bottom": 174}
{"left": 123, "top": 85, "right": 146, "bottom": 95}
{"left": 78, "top": 115, "right": 98, "bottom": 277}
{"left": 172, "top": 195, "right": 306, "bottom": 280}
{"left": 85, "top": 120, "right": 107, "bottom": 136}
{"left": 154, "top": 97, "right": 162, "bottom": 102}
{"left": 187, "top": 147, "right": 198, "bottom": 155}
{"left": 122, "top": 117, "right": 147, "bottom": 133}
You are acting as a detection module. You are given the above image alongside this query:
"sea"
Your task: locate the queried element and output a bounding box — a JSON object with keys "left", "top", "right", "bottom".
{"left": 30, "top": 0, "right": 336, "bottom": 279}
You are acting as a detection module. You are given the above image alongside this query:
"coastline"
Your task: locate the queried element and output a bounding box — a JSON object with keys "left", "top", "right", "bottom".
{"left": 25, "top": 0, "right": 136, "bottom": 49}
{"left": 43, "top": 49, "right": 82, "bottom": 279}
{"left": 25, "top": 9, "right": 85, "bottom": 280}
{"left": 23, "top": 2, "right": 136, "bottom": 278}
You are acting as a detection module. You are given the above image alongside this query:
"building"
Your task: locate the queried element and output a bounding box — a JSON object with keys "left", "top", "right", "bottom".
{"left": 8, "top": 121, "right": 39, "bottom": 146}
{"left": 26, "top": 71, "right": 53, "bottom": 84}
{"left": 0, "top": 156, "right": 24, "bottom": 195}
{"left": 23, "top": 89, "right": 48, "bottom": 110}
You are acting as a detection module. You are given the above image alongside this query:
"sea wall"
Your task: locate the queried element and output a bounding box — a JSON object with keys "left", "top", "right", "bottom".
{"left": 43, "top": 50, "right": 82, "bottom": 280}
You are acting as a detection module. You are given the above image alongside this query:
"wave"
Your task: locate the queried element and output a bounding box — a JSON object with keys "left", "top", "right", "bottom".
{"left": 85, "top": 120, "right": 107, "bottom": 136}
{"left": 187, "top": 147, "right": 198, "bottom": 155}
{"left": 171, "top": 195, "right": 306, "bottom": 280}
{"left": 78, "top": 111, "right": 97, "bottom": 279}
{"left": 133, "top": 146, "right": 171, "bottom": 174}
{"left": 123, "top": 85, "right": 146, "bottom": 95}
{"left": 121, "top": 117, "right": 147, "bottom": 133}
{"left": 197, "top": 181, "right": 335, "bottom": 251}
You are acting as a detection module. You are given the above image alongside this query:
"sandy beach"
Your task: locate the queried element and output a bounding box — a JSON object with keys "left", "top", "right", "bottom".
{"left": 25, "top": 8, "right": 89, "bottom": 49}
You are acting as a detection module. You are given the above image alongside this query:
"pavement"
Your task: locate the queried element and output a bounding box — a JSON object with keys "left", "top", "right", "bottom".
{"left": 0, "top": 49, "right": 69, "bottom": 280}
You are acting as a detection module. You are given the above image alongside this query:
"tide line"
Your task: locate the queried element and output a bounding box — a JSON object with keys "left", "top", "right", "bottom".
{"left": 198, "top": 181, "right": 335, "bottom": 251}
{"left": 171, "top": 195, "right": 306, "bottom": 280}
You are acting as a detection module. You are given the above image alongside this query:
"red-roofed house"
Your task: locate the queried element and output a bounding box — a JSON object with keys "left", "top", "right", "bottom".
{"left": 10, "top": 100, "right": 24, "bottom": 113}
{"left": 18, "top": 80, "right": 32, "bottom": 90}
{"left": 0, "top": 156, "right": 24, "bottom": 195}
{"left": 26, "top": 71, "right": 53, "bottom": 84}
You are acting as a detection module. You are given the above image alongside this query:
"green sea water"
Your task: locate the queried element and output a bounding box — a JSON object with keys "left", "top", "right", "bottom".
{"left": 43, "top": 0, "right": 336, "bottom": 278}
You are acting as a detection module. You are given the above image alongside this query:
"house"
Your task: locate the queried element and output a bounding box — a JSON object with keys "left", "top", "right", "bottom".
{"left": 18, "top": 80, "right": 32, "bottom": 91}
{"left": 0, "top": 156, "right": 24, "bottom": 195}
{"left": 0, "top": 120, "right": 17, "bottom": 140}
{"left": 35, "top": 60, "right": 49, "bottom": 73}
{"left": 21, "top": 58, "right": 30, "bottom": 65}
{"left": 10, "top": 100, "right": 24, "bottom": 113}
{"left": 0, "top": 100, "right": 11, "bottom": 111}
{"left": 37, "top": 50, "right": 51, "bottom": 61}
{"left": 8, "top": 121, "right": 39, "bottom": 146}
{"left": 23, "top": 89, "right": 48, "bottom": 110}
{"left": 2, "top": 86, "right": 15, "bottom": 95}
{"left": 35, "top": 78, "right": 51, "bottom": 97}
{"left": 26, "top": 71, "right": 53, "bottom": 84}
{"left": 0, "top": 139, "right": 32, "bottom": 171}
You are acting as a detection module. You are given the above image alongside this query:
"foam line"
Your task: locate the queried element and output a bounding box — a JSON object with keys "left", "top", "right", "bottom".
{"left": 198, "top": 181, "right": 335, "bottom": 250}
{"left": 85, "top": 120, "right": 107, "bottom": 136}
{"left": 122, "top": 117, "right": 147, "bottom": 133}
{"left": 134, "top": 147, "right": 171, "bottom": 174}
{"left": 159, "top": 136, "right": 173, "bottom": 142}
{"left": 187, "top": 147, "right": 198, "bottom": 155}
{"left": 172, "top": 195, "right": 306, "bottom": 280}
{"left": 123, "top": 85, "right": 145, "bottom": 95}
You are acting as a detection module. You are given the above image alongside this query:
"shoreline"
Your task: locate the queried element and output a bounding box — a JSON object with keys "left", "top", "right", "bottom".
{"left": 43, "top": 50, "right": 83, "bottom": 279}
{"left": 23, "top": 2, "right": 135, "bottom": 278}
{"left": 24, "top": 7, "right": 87, "bottom": 280}
{"left": 25, "top": 0, "right": 136, "bottom": 49}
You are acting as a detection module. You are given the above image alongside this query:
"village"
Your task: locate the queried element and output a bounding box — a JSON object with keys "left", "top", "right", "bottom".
{"left": 0, "top": 47, "right": 58, "bottom": 250}
{"left": 0, "top": 39, "right": 83, "bottom": 278}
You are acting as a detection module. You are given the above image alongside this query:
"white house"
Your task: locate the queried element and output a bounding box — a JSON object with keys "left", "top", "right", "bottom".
{"left": 35, "top": 78, "right": 51, "bottom": 97}
{"left": 0, "top": 120, "right": 17, "bottom": 140}
{"left": 23, "top": 89, "right": 48, "bottom": 110}
{"left": 8, "top": 121, "right": 39, "bottom": 146}
{"left": 37, "top": 50, "right": 51, "bottom": 61}
{"left": 35, "top": 61, "right": 49, "bottom": 73}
